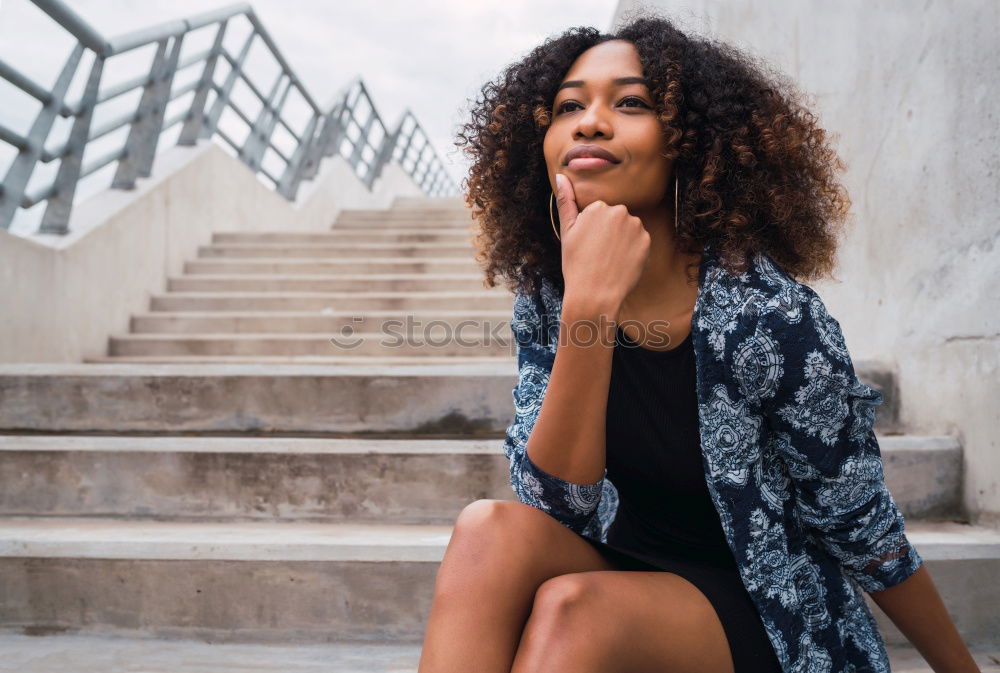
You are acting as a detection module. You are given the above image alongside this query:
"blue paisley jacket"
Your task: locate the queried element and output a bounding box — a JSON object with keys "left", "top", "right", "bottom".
{"left": 502, "top": 242, "right": 924, "bottom": 673}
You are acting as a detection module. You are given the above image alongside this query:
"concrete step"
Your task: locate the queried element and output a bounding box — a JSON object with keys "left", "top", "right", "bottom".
{"left": 166, "top": 274, "right": 488, "bottom": 293}
{"left": 213, "top": 230, "right": 474, "bottom": 244}
{"left": 0, "top": 362, "right": 517, "bottom": 434}
{"left": 0, "top": 517, "right": 995, "bottom": 645}
{"left": 391, "top": 195, "right": 465, "bottom": 209}
{"left": 149, "top": 291, "right": 514, "bottom": 312}
{"left": 184, "top": 257, "right": 482, "bottom": 275}
{"left": 0, "top": 517, "right": 446, "bottom": 643}
{"left": 0, "top": 360, "right": 900, "bottom": 434}
{"left": 107, "top": 332, "right": 514, "bottom": 357}
{"left": 0, "top": 434, "right": 961, "bottom": 522}
{"left": 130, "top": 310, "right": 511, "bottom": 334}
{"left": 331, "top": 219, "right": 474, "bottom": 230}
{"left": 0, "top": 632, "right": 427, "bottom": 673}
{"left": 340, "top": 207, "right": 468, "bottom": 217}
{"left": 329, "top": 218, "right": 474, "bottom": 230}
{"left": 0, "top": 633, "right": 425, "bottom": 673}
{"left": 197, "top": 243, "right": 476, "bottom": 259}
{"left": 0, "top": 435, "right": 511, "bottom": 522}
{"left": 336, "top": 210, "right": 469, "bottom": 221}
{"left": 0, "top": 635, "right": 992, "bottom": 673}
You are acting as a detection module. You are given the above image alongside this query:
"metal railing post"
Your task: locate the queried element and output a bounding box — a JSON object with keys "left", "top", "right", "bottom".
{"left": 368, "top": 117, "right": 401, "bottom": 190}
{"left": 112, "top": 34, "right": 184, "bottom": 187}
{"left": 396, "top": 119, "right": 416, "bottom": 170}
{"left": 320, "top": 101, "right": 348, "bottom": 161}
{"left": 177, "top": 20, "right": 227, "bottom": 145}
{"left": 299, "top": 109, "right": 338, "bottom": 182}
{"left": 277, "top": 111, "right": 318, "bottom": 200}
{"left": 201, "top": 30, "right": 255, "bottom": 139}
{"left": 38, "top": 54, "right": 105, "bottom": 234}
{"left": 0, "top": 43, "right": 84, "bottom": 231}
{"left": 240, "top": 71, "right": 287, "bottom": 172}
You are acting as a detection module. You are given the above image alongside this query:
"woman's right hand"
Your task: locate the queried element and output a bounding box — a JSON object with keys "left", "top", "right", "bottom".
{"left": 552, "top": 172, "right": 651, "bottom": 318}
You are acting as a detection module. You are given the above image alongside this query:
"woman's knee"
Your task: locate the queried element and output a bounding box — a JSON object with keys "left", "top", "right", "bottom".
{"left": 451, "top": 498, "right": 556, "bottom": 545}
{"left": 433, "top": 500, "right": 532, "bottom": 595}
{"left": 531, "top": 573, "right": 602, "bottom": 623}
{"left": 450, "top": 499, "right": 526, "bottom": 542}
{"left": 515, "top": 574, "right": 610, "bottom": 665}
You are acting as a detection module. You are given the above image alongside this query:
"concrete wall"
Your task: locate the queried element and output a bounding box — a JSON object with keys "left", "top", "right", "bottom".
{"left": 0, "top": 140, "right": 425, "bottom": 364}
{"left": 611, "top": 1, "right": 1000, "bottom": 523}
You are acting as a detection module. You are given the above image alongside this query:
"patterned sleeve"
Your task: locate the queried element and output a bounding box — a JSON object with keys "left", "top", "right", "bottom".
{"left": 501, "top": 289, "right": 607, "bottom": 536}
{"left": 748, "top": 285, "right": 924, "bottom": 593}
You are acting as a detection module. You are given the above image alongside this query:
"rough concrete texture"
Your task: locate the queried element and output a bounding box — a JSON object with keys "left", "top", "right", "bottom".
{"left": 0, "top": 359, "right": 907, "bottom": 434}
{"left": 611, "top": 0, "right": 1000, "bottom": 524}
{"left": 0, "top": 633, "right": 995, "bottom": 673}
{"left": 0, "top": 434, "right": 961, "bottom": 522}
{"left": 0, "top": 141, "right": 427, "bottom": 364}
{"left": 0, "top": 363, "right": 518, "bottom": 434}
{"left": 0, "top": 436, "right": 515, "bottom": 523}
{"left": 0, "top": 517, "right": 996, "bottom": 645}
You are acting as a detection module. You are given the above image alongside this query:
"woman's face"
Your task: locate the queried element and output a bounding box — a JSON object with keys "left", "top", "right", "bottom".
{"left": 543, "top": 39, "right": 673, "bottom": 218}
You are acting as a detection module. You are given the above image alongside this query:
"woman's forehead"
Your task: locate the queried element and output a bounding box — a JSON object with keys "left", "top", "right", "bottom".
{"left": 562, "top": 41, "right": 644, "bottom": 83}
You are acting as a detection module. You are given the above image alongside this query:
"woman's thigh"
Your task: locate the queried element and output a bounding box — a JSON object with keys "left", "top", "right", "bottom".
{"left": 512, "top": 570, "right": 735, "bottom": 673}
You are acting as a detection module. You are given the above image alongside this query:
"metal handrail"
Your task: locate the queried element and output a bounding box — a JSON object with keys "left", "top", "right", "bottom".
{"left": 0, "top": 0, "right": 458, "bottom": 234}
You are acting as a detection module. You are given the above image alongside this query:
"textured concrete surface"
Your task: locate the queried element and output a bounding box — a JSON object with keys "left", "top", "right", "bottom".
{"left": 197, "top": 242, "right": 478, "bottom": 258}
{"left": 0, "top": 632, "right": 424, "bottom": 672}
{"left": 129, "top": 309, "right": 511, "bottom": 335}
{"left": 0, "top": 142, "right": 427, "bottom": 364}
{"left": 0, "top": 358, "right": 905, "bottom": 433}
{"left": 0, "top": 518, "right": 454, "bottom": 561}
{"left": 0, "top": 633, "right": 995, "bottom": 673}
{"left": 2, "top": 517, "right": 993, "bottom": 563}
{"left": 0, "top": 363, "right": 518, "bottom": 434}
{"left": 163, "top": 274, "right": 490, "bottom": 293}
{"left": 0, "top": 517, "right": 997, "bottom": 645}
{"left": 107, "top": 332, "right": 513, "bottom": 358}
{"left": 211, "top": 230, "right": 474, "bottom": 244}
{"left": 146, "top": 290, "right": 513, "bottom": 311}
{"left": 0, "top": 434, "right": 960, "bottom": 522}
{"left": 182, "top": 258, "right": 483, "bottom": 274}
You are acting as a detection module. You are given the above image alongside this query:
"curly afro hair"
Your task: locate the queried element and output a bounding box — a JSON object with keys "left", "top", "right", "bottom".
{"left": 454, "top": 9, "right": 853, "bottom": 297}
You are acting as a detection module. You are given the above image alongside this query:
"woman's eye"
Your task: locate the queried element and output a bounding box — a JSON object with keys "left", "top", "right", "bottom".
{"left": 555, "top": 97, "right": 649, "bottom": 114}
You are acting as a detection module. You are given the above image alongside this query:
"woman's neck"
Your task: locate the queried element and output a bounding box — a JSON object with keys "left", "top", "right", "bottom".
{"left": 620, "top": 223, "right": 701, "bottom": 321}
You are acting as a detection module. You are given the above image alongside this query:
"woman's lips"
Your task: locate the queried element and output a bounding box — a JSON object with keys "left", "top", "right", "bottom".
{"left": 567, "top": 157, "right": 618, "bottom": 170}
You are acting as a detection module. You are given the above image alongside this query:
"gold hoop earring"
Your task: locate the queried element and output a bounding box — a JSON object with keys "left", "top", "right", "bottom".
{"left": 550, "top": 191, "right": 560, "bottom": 242}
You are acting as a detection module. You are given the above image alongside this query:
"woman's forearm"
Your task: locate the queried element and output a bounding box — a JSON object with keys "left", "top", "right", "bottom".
{"left": 522, "top": 294, "right": 619, "bottom": 486}
{"left": 868, "top": 565, "right": 980, "bottom": 672}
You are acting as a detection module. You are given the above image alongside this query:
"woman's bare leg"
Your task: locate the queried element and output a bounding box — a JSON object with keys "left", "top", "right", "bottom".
{"left": 511, "top": 570, "right": 736, "bottom": 673}
{"left": 417, "top": 499, "right": 622, "bottom": 673}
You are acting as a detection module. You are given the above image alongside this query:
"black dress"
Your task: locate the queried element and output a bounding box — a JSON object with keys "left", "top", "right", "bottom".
{"left": 580, "top": 324, "right": 783, "bottom": 673}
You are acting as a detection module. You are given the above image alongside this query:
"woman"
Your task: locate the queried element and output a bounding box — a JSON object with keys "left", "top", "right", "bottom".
{"left": 419, "top": 13, "right": 980, "bottom": 673}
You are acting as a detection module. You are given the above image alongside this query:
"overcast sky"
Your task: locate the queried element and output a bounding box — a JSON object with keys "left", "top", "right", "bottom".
{"left": 0, "top": 0, "right": 616, "bottom": 229}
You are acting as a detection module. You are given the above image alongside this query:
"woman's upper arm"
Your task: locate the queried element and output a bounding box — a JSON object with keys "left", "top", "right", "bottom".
{"left": 745, "top": 286, "right": 924, "bottom": 592}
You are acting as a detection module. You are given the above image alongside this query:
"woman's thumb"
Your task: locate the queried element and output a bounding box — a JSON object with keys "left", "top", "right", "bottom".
{"left": 554, "top": 173, "right": 578, "bottom": 235}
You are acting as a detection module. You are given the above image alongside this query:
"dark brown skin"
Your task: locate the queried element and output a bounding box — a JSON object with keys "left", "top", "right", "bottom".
{"left": 545, "top": 38, "right": 702, "bottom": 351}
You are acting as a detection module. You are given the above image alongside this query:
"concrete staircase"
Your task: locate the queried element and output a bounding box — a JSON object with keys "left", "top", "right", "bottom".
{"left": 89, "top": 196, "right": 513, "bottom": 365}
{"left": 0, "top": 196, "right": 996, "bottom": 671}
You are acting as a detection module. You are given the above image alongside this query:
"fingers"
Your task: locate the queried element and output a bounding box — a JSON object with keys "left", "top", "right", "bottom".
{"left": 554, "top": 173, "right": 578, "bottom": 236}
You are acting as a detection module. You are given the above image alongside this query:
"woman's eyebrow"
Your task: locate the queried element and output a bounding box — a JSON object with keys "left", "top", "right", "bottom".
{"left": 556, "top": 76, "right": 651, "bottom": 92}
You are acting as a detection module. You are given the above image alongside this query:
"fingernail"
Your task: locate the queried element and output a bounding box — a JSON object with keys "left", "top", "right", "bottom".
{"left": 555, "top": 173, "right": 563, "bottom": 190}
